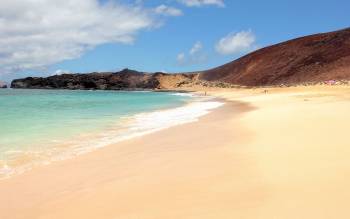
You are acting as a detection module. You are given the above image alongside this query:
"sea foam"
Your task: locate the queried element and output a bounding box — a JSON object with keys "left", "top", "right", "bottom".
{"left": 0, "top": 93, "right": 224, "bottom": 179}
{"left": 71, "top": 98, "right": 224, "bottom": 154}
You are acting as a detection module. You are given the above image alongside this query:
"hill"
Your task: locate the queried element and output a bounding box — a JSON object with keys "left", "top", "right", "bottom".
{"left": 199, "top": 28, "right": 350, "bottom": 86}
{"left": 11, "top": 28, "right": 350, "bottom": 89}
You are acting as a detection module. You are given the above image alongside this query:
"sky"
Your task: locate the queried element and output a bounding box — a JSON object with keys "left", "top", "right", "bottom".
{"left": 0, "top": 0, "right": 349, "bottom": 82}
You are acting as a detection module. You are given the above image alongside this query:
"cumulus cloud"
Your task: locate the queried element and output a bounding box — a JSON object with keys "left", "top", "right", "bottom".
{"left": 0, "top": 0, "right": 156, "bottom": 75}
{"left": 177, "top": 41, "right": 206, "bottom": 65}
{"left": 177, "top": 0, "right": 225, "bottom": 7}
{"left": 215, "top": 30, "right": 256, "bottom": 55}
{"left": 155, "top": 4, "right": 183, "bottom": 16}
{"left": 189, "top": 41, "right": 203, "bottom": 55}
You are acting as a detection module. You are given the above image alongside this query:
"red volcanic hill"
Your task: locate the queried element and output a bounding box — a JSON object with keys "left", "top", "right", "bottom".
{"left": 199, "top": 28, "right": 350, "bottom": 86}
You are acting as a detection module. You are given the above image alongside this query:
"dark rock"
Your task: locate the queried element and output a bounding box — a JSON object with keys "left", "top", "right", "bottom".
{"left": 11, "top": 69, "right": 198, "bottom": 90}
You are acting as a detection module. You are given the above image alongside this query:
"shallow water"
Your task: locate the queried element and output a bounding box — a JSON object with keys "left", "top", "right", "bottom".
{"left": 0, "top": 89, "right": 222, "bottom": 177}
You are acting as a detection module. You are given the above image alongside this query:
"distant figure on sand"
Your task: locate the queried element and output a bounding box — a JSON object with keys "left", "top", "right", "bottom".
{"left": 264, "top": 90, "right": 268, "bottom": 94}
{"left": 205, "top": 91, "right": 207, "bottom": 96}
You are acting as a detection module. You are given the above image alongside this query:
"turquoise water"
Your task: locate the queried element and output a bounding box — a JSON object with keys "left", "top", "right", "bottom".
{"left": 0, "top": 89, "right": 192, "bottom": 176}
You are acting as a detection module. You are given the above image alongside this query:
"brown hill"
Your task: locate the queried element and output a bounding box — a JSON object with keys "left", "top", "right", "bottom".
{"left": 11, "top": 28, "right": 350, "bottom": 89}
{"left": 200, "top": 28, "right": 350, "bottom": 86}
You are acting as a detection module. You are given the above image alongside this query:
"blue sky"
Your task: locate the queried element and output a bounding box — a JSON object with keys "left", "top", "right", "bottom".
{"left": 0, "top": 0, "right": 349, "bottom": 82}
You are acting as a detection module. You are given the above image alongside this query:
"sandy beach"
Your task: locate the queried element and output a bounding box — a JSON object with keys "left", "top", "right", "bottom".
{"left": 1, "top": 85, "right": 350, "bottom": 219}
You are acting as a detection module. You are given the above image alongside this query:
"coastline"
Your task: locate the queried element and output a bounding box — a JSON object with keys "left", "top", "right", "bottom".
{"left": 0, "top": 97, "right": 241, "bottom": 219}
{"left": 0, "top": 91, "right": 222, "bottom": 179}
{"left": 1, "top": 85, "right": 350, "bottom": 218}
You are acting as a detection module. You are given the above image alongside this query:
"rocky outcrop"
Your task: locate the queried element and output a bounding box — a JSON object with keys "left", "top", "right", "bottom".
{"left": 11, "top": 69, "right": 198, "bottom": 90}
{"left": 200, "top": 27, "right": 350, "bottom": 86}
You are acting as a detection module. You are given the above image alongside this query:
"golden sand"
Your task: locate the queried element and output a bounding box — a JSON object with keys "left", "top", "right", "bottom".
{"left": 1, "top": 85, "right": 350, "bottom": 218}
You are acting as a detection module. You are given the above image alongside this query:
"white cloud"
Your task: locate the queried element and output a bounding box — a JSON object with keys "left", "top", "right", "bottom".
{"left": 177, "top": 41, "right": 206, "bottom": 65}
{"left": 0, "top": 0, "right": 157, "bottom": 75}
{"left": 215, "top": 30, "right": 256, "bottom": 55}
{"left": 54, "top": 69, "right": 71, "bottom": 75}
{"left": 155, "top": 4, "right": 183, "bottom": 16}
{"left": 189, "top": 41, "right": 203, "bottom": 55}
{"left": 177, "top": 0, "right": 225, "bottom": 7}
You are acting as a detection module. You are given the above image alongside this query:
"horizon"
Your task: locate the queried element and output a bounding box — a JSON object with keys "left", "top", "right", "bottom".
{"left": 0, "top": 0, "right": 349, "bottom": 83}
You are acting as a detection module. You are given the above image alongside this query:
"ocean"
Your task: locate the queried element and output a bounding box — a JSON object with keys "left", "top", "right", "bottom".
{"left": 0, "top": 89, "right": 223, "bottom": 178}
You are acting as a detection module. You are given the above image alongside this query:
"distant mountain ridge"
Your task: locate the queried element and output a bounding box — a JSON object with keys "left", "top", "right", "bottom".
{"left": 199, "top": 27, "right": 350, "bottom": 86}
{"left": 11, "top": 27, "right": 350, "bottom": 89}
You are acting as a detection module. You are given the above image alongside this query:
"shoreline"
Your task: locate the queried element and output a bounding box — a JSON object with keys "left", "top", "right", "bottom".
{"left": 0, "top": 92, "right": 223, "bottom": 180}
{"left": 0, "top": 98, "right": 245, "bottom": 219}
{"left": 1, "top": 85, "right": 350, "bottom": 218}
